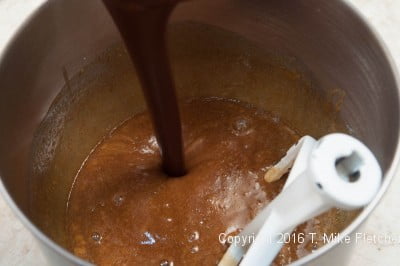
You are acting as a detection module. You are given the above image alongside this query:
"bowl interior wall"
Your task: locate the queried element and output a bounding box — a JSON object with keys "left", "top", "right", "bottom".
{"left": 0, "top": 0, "right": 398, "bottom": 259}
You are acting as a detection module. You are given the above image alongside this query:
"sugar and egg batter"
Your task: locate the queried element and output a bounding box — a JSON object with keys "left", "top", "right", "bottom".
{"left": 67, "top": 98, "right": 348, "bottom": 265}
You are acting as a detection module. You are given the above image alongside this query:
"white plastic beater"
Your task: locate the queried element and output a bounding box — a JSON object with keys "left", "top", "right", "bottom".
{"left": 219, "top": 133, "right": 382, "bottom": 266}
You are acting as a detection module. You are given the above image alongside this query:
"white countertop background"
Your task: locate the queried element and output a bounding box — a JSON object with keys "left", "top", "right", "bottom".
{"left": 0, "top": 0, "right": 399, "bottom": 265}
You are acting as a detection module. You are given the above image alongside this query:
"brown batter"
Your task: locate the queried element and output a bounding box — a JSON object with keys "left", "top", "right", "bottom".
{"left": 66, "top": 97, "right": 356, "bottom": 265}
{"left": 67, "top": 98, "right": 303, "bottom": 265}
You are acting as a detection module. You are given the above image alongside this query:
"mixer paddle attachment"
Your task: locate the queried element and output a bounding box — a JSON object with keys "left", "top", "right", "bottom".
{"left": 219, "top": 133, "right": 382, "bottom": 266}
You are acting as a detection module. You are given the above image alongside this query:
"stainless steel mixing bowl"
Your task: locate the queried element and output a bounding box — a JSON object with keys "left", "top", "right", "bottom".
{"left": 0, "top": 0, "right": 399, "bottom": 265}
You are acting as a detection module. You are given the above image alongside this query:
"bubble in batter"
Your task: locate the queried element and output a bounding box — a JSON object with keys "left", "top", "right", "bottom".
{"left": 232, "top": 117, "right": 253, "bottom": 136}
{"left": 91, "top": 232, "right": 102, "bottom": 244}
{"left": 112, "top": 194, "right": 125, "bottom": 207}
{"left": 188, "top": 231, "right": 200, "bottom": 242}
{"left": 159, "top": 260, "right": 174, "bottom": 266}
{"left": 191, "top": 246, "right": 199, "bottom": 254}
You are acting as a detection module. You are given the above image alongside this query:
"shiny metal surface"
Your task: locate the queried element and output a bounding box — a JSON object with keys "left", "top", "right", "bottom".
{"left": 0, "top": 0, "right": 398, "bottom": 265}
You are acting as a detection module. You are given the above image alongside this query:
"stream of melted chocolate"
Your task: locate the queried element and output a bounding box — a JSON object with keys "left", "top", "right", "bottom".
{"left": 102, "top": 0, "right": 186, "bottom": 176}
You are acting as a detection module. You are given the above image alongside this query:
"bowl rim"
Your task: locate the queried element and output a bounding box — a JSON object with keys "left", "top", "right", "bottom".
{"left": 0, "top": 0, "right": 399, "bottom": 265}
{"left": 292, "top": 0, "right": 400, "bottom": 263}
